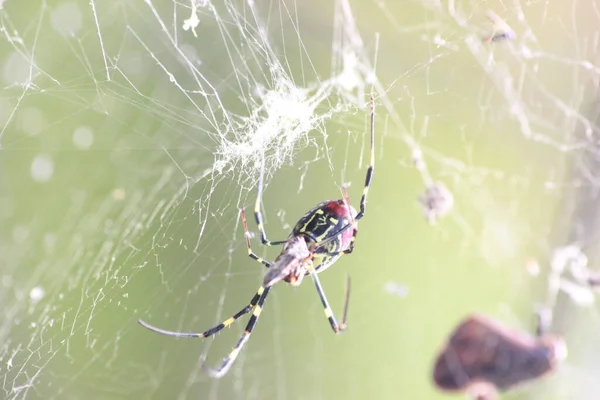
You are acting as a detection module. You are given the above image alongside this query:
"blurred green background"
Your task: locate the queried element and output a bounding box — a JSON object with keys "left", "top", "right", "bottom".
{"left": 1, "top": 0, "right": 599, "bottom": 399}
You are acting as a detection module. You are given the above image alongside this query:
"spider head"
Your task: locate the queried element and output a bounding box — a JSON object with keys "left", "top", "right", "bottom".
{"left": 324, "top": 199, "right": 356, "bottom": 219}
{"left": 324, "top": 199, "right": 356, "bottom": 249}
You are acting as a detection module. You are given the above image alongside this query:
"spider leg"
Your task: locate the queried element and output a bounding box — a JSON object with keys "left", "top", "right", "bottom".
{"left": 202, "top": 286, "right": 272, "bottom": 378}
{"left": 342, "top": 95, "right": 375, "bottom": 254}
{"left": 308, "top": 265, "right": 350, "bottom": 334}
{"left": 354, "top": 94, "right": 376, "bottom": 223}
{"left": 254, "top": 166, "right": 289, "bottom": 247}
{"left": 320, "top": 95, "right": 376, "bottom": 250}
{"left": 138, "top": 287, "right": 266, "bottom": 339}
{"left": 241, "top": 208, "right": 272, "bottom": 268}
{"left": 341, "top": 186, "right": 358, "bottom": 255}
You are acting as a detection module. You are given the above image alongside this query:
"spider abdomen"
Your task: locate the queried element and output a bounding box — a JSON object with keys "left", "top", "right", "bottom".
{"left": 263, "top": 236, "right": 311, "bottom": 287}
{"left": 292, "top": 199, "right": 355, "bottom": 248}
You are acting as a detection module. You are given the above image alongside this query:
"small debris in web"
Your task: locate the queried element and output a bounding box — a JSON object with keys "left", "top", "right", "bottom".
{"left": 183, "top": 0, "right": 202, "bottom": 38}
{"left": 549, "top": 245, "right": 600, "bottom": 305}
{"left": 483, "top": 11, "right": 516, "bottom": 43}
{"left": 559, "top": 278, "right": 595, "bottom": 306}
{"left": 418, "top": 182, "right": 454, "bottom": 224}
{"left": 587, "top": 271, "right": 600, "bottom": 287}
{"left": 384, "top": 282, "right": 408, "bottom": 298}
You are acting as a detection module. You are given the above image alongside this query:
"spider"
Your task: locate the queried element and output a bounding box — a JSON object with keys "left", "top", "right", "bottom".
{"left": 138, "top": 97, "right": 375, "bottom": 378}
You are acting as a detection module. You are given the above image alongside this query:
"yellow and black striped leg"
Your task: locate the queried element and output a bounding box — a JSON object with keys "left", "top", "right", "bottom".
{"left": 137, "top": 287, "right": 266, "bottom": 339}
{"left": 341, "top": 224, "right": 358, "bottom": 255}
{"left": 308, "top": 265, "right": 351, "bottom": 334}
{"left": 241, "top": 208, "right": 272, "bottom": 268}
{"left": 341, "top": 186, "right": 358, "bottom": 255}
{"left": 342, "top": 96, "right": 375, "bottom": 251}
{"left": 353, "top": 95, "right": 375, "bottom": 222}
{"left": 201, "top": 286, "right": 272, "bottom": 378}
{"left": 322, "top": 95, "right": 375, "bottom": 249}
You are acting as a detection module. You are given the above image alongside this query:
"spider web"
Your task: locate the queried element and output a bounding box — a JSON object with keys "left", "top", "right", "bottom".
{"left": 1, "top": 0, "right": 600, "bottom": 399}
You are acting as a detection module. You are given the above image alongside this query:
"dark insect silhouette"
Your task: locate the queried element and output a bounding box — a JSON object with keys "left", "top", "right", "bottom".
{"left": 433, "top": 313, "right": 567, "bottom": 399}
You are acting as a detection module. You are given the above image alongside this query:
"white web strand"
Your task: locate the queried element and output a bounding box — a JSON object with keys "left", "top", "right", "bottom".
{"left": 1, "top": 0, "right": 600, "bottom": 399}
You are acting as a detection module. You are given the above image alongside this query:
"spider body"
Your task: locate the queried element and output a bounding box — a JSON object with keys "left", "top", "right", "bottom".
{"left": 293, "top": 199, "right": 355, "bottom": 244}
{"left": 138, "top": 97, "right": 375, "bottom": 379}
{"left": 263, "top": 199, "right": 356, "bottom": 288}
{"left": 294, "top": 200, "right": 357, "bottom": 267}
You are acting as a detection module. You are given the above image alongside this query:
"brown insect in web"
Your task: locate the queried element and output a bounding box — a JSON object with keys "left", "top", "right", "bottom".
{"left": 432, "top": 313, "right": 567, "bottom": 399}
